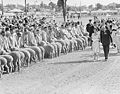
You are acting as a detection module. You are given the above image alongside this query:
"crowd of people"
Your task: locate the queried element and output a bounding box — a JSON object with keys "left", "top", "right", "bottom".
{"left": 0, "top": 15, "right": 89, "bottom": 78}
{"left": 86, "top": 16, "right": 120, "bottom": 61}
{"left": 1, "top": 14, "right": 120, "bottom": 78}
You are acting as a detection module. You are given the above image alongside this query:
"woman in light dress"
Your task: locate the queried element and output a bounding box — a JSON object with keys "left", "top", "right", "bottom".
{"left": 92, "top": 22, "right": 100, "bottom": 61}
{"left": 115, "top": 27, "right": 120, "bottom": 53}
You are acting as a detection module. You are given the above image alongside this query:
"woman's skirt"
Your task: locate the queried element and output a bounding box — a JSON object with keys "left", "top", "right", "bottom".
{"left": 92, "top": 41, "right": 100, "bottom": 53}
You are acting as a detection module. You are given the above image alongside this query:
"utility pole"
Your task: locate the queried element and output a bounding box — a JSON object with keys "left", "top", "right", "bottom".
{"left": 1, "top": 0, "right": 3, "bottom": 15}
{"left": 80, "top": 0, "right": 81, "bottom": 18}
{"left": 25, "top": 0, "right": 27, "bottom": 15}
{"left": 63, "top": 0, "right": 67, "bottom": 22}
{"left": 34, "top": 0, "right": 37, "bottom": 13}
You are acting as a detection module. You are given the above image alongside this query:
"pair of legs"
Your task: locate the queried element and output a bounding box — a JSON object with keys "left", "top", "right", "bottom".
{"left": 116, "top": 45, "right": 120, "bottom": 53}
{"left": 103, "top": 44, "right": 110, "bottom": 60}
{"left": 88, "top": 33, "right": 93, "bottom": 47}
{"left": 93, "top": 52, "right": 99, "bottom": 61}
{"left": 117, "top": 48, "right": 120, "bottom": 53}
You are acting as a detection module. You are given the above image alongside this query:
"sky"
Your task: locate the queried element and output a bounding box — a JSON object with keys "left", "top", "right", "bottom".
{"left": 2, "top": 0, "right": 120, "bottom": 6}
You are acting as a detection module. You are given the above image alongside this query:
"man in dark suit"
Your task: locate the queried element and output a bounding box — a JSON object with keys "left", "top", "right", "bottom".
{"left": 86, "top": 19, "right": 94, "bottom": 38}
{"left": 86, "top": 19, "right": 94, "bottom": 46}
{"left": 100, "top": 22, "right": 111, "bottom": 61}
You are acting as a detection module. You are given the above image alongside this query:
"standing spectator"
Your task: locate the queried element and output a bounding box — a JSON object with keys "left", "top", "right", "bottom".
{"left": 86, "top": 19, "right": 94, "bottom": 37}
{"left": 86, "top": 19, "right": 94, "bottom": 46}
{"left": 78, "top": 14, "right": 80, "bottom": 19}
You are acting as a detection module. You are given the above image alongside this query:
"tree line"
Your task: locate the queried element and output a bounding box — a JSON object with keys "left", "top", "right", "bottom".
{"left": 1, "top": 1, "right": 120, "bottom": 12}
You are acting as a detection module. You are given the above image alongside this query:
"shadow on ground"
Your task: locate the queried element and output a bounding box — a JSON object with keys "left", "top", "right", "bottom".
{"left": 99, "top": 52, "right": 120, "bottom": 57}
{"left": 49, "top": 59, "right": 103, "bottom": 65}
{"left": 50, "top": 52, "right": 119, "bottom": 65}
{"left": 81, "top": 52, "right": 119, "bottom": 58}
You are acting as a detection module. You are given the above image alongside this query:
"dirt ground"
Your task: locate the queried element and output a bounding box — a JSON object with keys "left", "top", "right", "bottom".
{"left": 1, "top": 47, "right": 120, "bottom": 94}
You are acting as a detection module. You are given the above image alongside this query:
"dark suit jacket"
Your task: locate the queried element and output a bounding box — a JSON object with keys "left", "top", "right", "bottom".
{"left": 86, "top": 23, "right": 94, "bottom": 34}
{"left": 100, "top": 28, "right": 111, "bottom": 45}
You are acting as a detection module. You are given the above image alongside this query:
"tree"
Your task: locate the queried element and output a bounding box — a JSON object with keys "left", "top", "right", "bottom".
{"left": 57, "top": 0, "right": 64, "bottom": 7}
{"left": 88, "top": 5, "right": 93, "bottom": 11}
{"left": 17, "top": 4, "right": 24, "bottom": 10}
{"left": 57, "top": 0, "right": 67, "bottom": 22}
{"left": 5, "top": 4, "right": 16, "bottom": 10}
{"left": 66, "top": 6, "right": 71, "bottom": 11}
{"left": 81, "top": 5, "right": 87, "bottom": 11}
{"left": 0, "top": 4, "right": 3, "bottom": 11}
{"left": 96, "top": 3, "right": 103, "bottom": 10}
{"left": 49, "top": 2, "right": 56, "bottom": 10}
{"left": 40, "top": 1, "right": 44, "bottom": 8}
{"left": 107, "top": 3, "right": 116, "bottom": 10}
{"left": 116, "top": 4, "right": 120, "bottom": 8}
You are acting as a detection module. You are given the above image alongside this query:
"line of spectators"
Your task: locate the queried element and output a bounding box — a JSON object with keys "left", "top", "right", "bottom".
{"left": 0, "top": 15, "right": 89, "bottom": 77}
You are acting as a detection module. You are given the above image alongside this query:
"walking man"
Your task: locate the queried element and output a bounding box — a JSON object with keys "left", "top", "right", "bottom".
{"left": 100, "top": 22, "right": 111, "bottom": 61}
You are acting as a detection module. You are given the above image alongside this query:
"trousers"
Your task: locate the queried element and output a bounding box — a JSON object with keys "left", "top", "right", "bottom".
{"left": 103, "top": 44, "right": 110, "bottom": 59}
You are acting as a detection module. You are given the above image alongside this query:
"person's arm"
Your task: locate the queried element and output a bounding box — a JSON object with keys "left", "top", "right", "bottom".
{"left": 14, "top": 37, "right": 19, "bottom": 48}
{"left": 98, "top": 32, "right": 101, "bottom": 42}
{"left": 4, "top": 39, "right": 11, "bottom": 53}
{"left": 92, "top": 25, "right": 95, "bottom": 33}
{"left": 86, "top": 24, "right": 89, "bottom": 32}
{"left": 107, "top": 29, "right": 111, "bottom": 36}
{"left": 100, "top": 30, "right": 102, "bottom": 43}
{"left": 107, "top": 29, "right": 113, "bottom": 43}
{"left": 29, "top": 33, "right": 37, "bottom": 46}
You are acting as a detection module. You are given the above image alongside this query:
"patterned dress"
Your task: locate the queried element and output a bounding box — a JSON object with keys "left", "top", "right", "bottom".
{"left": 92, "top": 31, "right": 100, "bottom": 54}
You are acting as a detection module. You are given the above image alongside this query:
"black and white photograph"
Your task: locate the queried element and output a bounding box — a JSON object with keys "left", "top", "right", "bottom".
{"left": 0, "top": 0, "right": 120, "bottom": 94}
